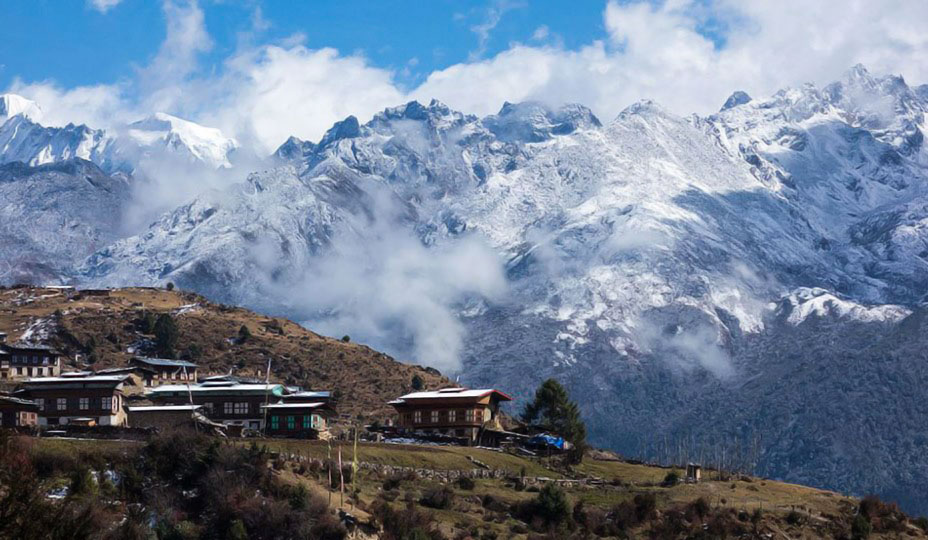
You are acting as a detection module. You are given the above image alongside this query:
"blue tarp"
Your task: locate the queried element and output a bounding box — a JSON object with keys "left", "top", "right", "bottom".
{"left": 527, "top": 434, "right": 566, "bottom": 450}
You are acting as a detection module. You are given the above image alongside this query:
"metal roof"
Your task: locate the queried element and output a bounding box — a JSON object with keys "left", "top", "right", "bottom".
{"left": 147, "top": 383, "right": 284, "bottom": 396}
{"left": 394, "top": 388, "right": 512, "bottom": 401}
{"left": 23, "top": 375, "right": 128, "bottom": 384}
{"left": 285, "top": 390, "right": 331, "bottom": 398}
{"left": 261, "top": 402, "right": 326, "bottom": 410}
{"left": 132, "top": 357, "right": 198, "bottom": 368}
{"left": 127, "top": 405, "right": 202, "bottom": 412}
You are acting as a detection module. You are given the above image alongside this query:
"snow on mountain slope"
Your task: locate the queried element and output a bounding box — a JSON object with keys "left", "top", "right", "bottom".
{"left": 0, "top": 104, "right": 237, "bottom": 173}
{"left": 0, "top": 159, "right": 129, "bottom": 284}
{"left": 125, "top": 112, "right": 238, "bottom": 169}
{"left": 0, "top": 115, "right": 120, "bottom": 169}
{"left": 0, "top": 93, "right": 42, "bottom": 123}
{"left": 25, "top": 66, "right": 928, "bottom": 513}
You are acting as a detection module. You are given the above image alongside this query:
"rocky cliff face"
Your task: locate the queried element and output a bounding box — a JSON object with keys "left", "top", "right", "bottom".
{"left": 4, "top": 66, "right": 928, "bottom": 512}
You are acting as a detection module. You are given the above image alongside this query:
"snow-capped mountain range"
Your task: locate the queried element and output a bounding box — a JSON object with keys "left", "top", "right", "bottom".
{"left": 4, "top": 66, "right": 928, "bottom": 512}
{"left": 0, "top": 97, "right": 237, "bottom": 172}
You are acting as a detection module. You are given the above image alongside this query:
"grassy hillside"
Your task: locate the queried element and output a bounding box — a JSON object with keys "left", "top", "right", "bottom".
{"left": 0, "top": 286, "right": 447, "bottom": 419}
{"left": 21, "top": 435, "right": 927, "bottom": 539}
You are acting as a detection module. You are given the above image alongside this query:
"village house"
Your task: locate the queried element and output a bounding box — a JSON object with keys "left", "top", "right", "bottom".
{"left": 16, "top": 373, "right": 136, "bottom": 427}
{"left": 261, "top": 401, "right": 334, "bottom": 439}
{"left": 125, "top": 404, "right": 223, "bottom": 431}
{"left": 0, "top": 394, "right": 40, "bottom": 428}
{"left": 389, "top": 387, "right": 512, "bottom": 446}
{"left": 146, "top": 378, "right": 286, "bottom": 431}
{"left": 0, "top": 343, "right": 62, "bottom": 379}
{"left": 129, "top": 357, "right": 198, "bottom": 386}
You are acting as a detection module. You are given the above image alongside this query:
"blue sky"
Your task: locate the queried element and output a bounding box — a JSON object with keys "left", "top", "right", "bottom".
{"left": 1, "top": 1, "right": 606, "bottom": 91}
{"left": 3, "top": 0, "right": 926, "bottom": 152}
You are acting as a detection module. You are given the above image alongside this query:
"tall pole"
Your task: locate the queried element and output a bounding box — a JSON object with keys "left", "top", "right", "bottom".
{"left": 327, "top": 438, "right": 332, "bottom": 506}
{"left": 262, "top": 358, "right": 272, "bottom": 436}
{"left": 183, "top": 366, "right": 197, "bottom": 433}
{"left": 338, "top": 444, "right": 344, "bottom": 507}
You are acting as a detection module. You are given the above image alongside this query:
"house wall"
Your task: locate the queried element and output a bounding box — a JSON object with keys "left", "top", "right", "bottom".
{"left": 153, "top": 394, "right": 270, "bottom": 429}
{"left": 26, "top": 388, "right": 126, "bottom": 426}
{"left": 265, "top": 412, "right": 327, "bottom": 438}
{"left": 2, "top": 352, "right": 61, "bottom": 379}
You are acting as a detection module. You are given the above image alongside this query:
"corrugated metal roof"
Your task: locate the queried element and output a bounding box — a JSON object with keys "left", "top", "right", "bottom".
{"left": 261, "top": 402, "right": 326, "bottom": 410}
{"left": 132, "top": 357, "right": 198, "bottom": 368}
{"left": 127, "top": 405, "right": 202, "bottom": 412}
{"left": 395, "top": 388, "right": 511, "bottom": 401}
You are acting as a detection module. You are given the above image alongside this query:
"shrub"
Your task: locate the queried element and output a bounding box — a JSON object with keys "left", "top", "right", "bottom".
{"left": 420, "top": 485, "right": 455, "bottom": 510}
{"left": 166, "top": 282, "right": 175, "bottom": 291}
{"left": 786, "top": 509, "right": 802, "bottom": 525}
{"left": 238, "top": 325, "right": 252, "bottom": 343}
{"left": 341, "top": 335, "right": 350, "bottom": 343}
{"left": 371, "top": 500, "right": 443, "bottom": 540}
{"left": 851, "top": 514, "right": 871, "bottom": 539}
{"left": 456, "top": 476, "right": 476, "bottom": 490}
{"left": 412, "top": 374, "right": 424, "bottom": 391}
{"left": 517, "top": 483, "right": 571, "bottom": 529}
{"left": 662, "top": 470, "right": 680, "bottom": 487}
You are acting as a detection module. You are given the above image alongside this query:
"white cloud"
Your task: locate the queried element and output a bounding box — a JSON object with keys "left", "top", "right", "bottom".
{"left": 9, "top": 0, "right": 928, "bottom": 154}
{"left": 6, "top": 79, "right": 129, "bottom": 128}
{"left": 531, "top": 25, "right": 549, "bottom": 41}
{"left": 88, "top": 0, "right": 122, "bottom": 13}
{"left": 468, "top": 0, "right": 526, "bottom": 60}
{"left": 416, "top": 0, "right": 928, "bottom": 121}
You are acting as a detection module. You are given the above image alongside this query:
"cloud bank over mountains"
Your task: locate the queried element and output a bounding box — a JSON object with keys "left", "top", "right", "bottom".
{"left": 8, "top": 0, "right": 928, "bottom": 154}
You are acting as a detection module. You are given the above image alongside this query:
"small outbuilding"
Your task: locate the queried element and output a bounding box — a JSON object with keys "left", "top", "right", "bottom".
{"left": 686, "top": 463, "right": 702, "bottom": 483}
{"left": 0, "top": 394, "right": 40, "bottom": 428}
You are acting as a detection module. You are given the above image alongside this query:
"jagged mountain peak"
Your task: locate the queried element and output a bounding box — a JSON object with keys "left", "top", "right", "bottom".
{"left": 0, "top": 93, "right": 42, "bottom": 123}
{"left": 484, "top": 100, "right": 601, "bottom": 143}
{"left": 126, "top": 112, "right": 238, "bottom": 169}
{"left": 721, "top": 90, "right": 752, "bottom": 111}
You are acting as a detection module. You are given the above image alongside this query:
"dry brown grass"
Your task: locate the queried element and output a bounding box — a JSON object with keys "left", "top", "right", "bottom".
{"left": 0, "top": 286, "right": 447, "bottom": 419}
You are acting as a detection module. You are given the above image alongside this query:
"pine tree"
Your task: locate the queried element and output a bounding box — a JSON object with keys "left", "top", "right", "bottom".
{"left": 522, "top": 378, "right": 588, "bottom": 464}
{"left": 154, "top": 314, "right": 178, "bottom": 358}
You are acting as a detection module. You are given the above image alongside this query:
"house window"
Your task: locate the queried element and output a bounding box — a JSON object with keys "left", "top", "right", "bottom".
{"left": 413, "top": 410, "right": 422, "bottom": 423}
{"left": 234, "top": 402, "right": 249, "bottom": 415}
{"left": 448, "top": 410, "right": 457, "bottom": 422}
{"left": 57, "top": 398, "right": 67, "bottom": 411}
{"left": 79, "top": 398, "right": 89, "bottom": 410}
{"left": 102, "top": 397, "right": 112, "bottom": 411}
{"left": 35, "top": 398, "right": 44, "bottom": 411}
{"left": 475, "top": 409, "right": 484, "bottom": 422}
{"left": 203, "top": 402, "right": 213, "bottom": 413}
{"left": 431, "top": 410, "right": 439, "bottom": 423}
{"left": 224, "top": 402, "right": 234, "bottom": 415}
{"left": 271, "top": 416, "right": 280, "bottom": 429}
{"left": 312, "top": 415, "right": 322, "bottom": 429}
{"left": 287, "top": 416, "right": 295, "bottom": 430}
{"left": 303, "top": 415, "right": 311, "bottom": 429}
{"left": 465, "top": 409, "right": 474, "bottom": 422}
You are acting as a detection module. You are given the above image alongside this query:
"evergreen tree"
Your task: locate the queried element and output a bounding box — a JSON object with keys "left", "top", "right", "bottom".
{"left": 154, "top": 314, "right": 178, "bottom": 358}
{"left": 522, "top": 378, "right": 588, "bottom": 464}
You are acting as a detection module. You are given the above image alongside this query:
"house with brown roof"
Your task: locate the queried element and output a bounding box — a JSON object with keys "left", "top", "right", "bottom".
{"left": 129, "top": 357, "right": 198, "bottom": 386}
{"left": 389, "top": 387, "right": 512, "bottom": 445}
{"left": 16, "top": 373, "right": 137, "bottom": 427}
{"left": 1, "top": 343, "right": 62, "bottom": 379}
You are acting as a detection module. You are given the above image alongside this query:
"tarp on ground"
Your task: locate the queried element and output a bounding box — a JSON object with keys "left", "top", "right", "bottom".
{"left": 527, "top": 433, "right": 566, "bottom": 450}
